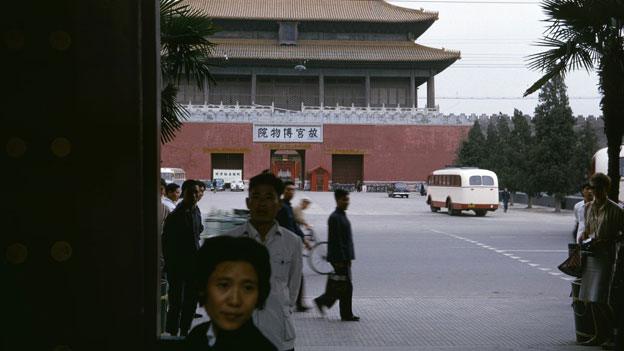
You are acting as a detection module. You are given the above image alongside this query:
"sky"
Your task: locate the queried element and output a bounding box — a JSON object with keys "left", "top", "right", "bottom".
{"left": 388, "top": 0, "right": 602, "bottom": 117}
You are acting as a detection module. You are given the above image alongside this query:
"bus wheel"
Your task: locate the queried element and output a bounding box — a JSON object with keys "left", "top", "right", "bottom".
{"left": 446, "top": 200, "right": 455, "bottom": 216}
{"left": 430, "top": 205, "right": 439, "bottom": 212}
{"left": 475, "top": 210, "right": 486, "bottom": 217}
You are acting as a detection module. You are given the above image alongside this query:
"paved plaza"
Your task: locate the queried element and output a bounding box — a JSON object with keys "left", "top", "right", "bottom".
{"left": 197, "top": 191, "right": 592, "bottom": 350}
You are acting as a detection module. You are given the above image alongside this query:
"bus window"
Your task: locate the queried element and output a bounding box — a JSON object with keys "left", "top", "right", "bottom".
{"left": 469, "top": 176, "right": 482, "bottom": 186}
{"left": 482, "top": 176, "right": 494, "bottom": 186}
{"left": 452, "top": 175, "right": 461, "bottom": 187}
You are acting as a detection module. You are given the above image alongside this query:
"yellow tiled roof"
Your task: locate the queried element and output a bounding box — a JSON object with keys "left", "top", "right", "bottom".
{"left": 185, "top": 0, "right": 438, "bottom": 23}
{"left": 209, "top": 39, "right": 460, "bottom": 63}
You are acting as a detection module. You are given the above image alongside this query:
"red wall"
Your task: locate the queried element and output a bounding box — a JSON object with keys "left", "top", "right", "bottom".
{"left": 161, "top": 123, "right": 470, "bottom": 181}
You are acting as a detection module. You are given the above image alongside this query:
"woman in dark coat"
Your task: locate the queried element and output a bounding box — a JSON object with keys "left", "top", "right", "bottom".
{"left": 579, "top": 173, "right": 624, "bottom": 348}
{"left": 185, "top": 236, "right": 276, "bottom": 351}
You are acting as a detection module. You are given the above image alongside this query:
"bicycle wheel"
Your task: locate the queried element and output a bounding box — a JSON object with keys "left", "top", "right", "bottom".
{"left": 308, "top": 241, "right": 333, "bottom": 275}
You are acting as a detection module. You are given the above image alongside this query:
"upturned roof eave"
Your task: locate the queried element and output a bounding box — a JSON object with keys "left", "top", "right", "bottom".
{"left": 184, "top": 0, "right": 439, "bottom": 24}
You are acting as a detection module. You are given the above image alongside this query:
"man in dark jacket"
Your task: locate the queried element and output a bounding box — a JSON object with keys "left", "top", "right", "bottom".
{"left": 501, "top": 188, "right": 511, "bottom": 213}
{"left": 314, "top": 189, "right": 359, "bottom": 321}
{"left": 162, "top": 179, "right": 204, "bottom": 336}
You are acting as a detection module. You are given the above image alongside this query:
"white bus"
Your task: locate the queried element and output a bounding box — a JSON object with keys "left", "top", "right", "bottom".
{"left": 426, "top": 167, "right": 499, "bottom": 216}
{"left": 160, "top": 167, "right": 186, "bottom": 185}
{"left": 590, "top": 146, "right": 624, "bottom": 202}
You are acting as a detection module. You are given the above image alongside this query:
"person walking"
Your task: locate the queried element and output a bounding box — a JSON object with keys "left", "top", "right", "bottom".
{"left": 293, "top": 197, "right": 312, "bottom": 231}
{"left": 276, "top": 181, "right": 310, "bottom": 312}
{"left": 579, "top": 173, "right": 624, "bottom": 348}
{"left": 223, "top": 172, "right": 302, "bottom": 351}
{"left": 162, "top": 180, "right": 204, "bottom": 336}
{"left": 501, "top": 188, "right": 511, "bottom": 213}
{"left": 314, "top": 189, "right": 359, "bottom": 322}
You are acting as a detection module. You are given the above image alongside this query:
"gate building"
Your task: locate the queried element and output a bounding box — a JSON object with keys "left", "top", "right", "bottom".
{"left": 162, "top": 0, "right": 467, "bottom": 190}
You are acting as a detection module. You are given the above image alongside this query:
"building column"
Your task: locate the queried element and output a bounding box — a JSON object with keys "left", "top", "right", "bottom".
{"left": 365, "top": 73, "right": 371, "bottom": 106}
{"left": 415, "top": 87, "right": 418, "bottom": 108}
{"left": 319, "top": 73, "right": 324, "bottom": 107}
{"left": 251, "top": 71, "right": 257, "bottom": 105}
{"left": 427, "top": 76, "right": 435, "bottom": 109}
{"left": 410, "top": 72, "right": 416, "bottom": 108}
{"left": 204, "top": 78, "right": 209, "bottom": 105}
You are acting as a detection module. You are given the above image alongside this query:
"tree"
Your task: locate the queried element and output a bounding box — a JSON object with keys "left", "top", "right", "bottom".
{"left": 481, "top": 120, "right": 500, "bottom": 173}
{"left": 507, "top": 110, "right": 538, "bottom": 206}
{"left": 531, "top": 75, "right": 577, "bottom": 212}
{"left": 160, "top": 0, "right": 217, "bottom": 143}
{"left": 492, "top": 116, "right": 513, "bottom": 188}
{"left": 525, "top": 0, "right": 624, "bottom": 201}
{"left": 572, "top": 120, "right": 599, "bottom": 186}
{"left": 457, "top": 120, "right": 486, "bottom": 167}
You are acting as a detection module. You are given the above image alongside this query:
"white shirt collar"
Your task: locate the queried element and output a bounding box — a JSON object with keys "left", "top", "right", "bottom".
{"left": 244, "top": 220, "right": 282, "bottom": 241}
{"left": 205, "top": 322, "right": 217, "bottom": 347}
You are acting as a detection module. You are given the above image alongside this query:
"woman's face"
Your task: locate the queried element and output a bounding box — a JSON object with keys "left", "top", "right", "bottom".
{"left": 204, "top": 261, "right": 259, "bottom": 331}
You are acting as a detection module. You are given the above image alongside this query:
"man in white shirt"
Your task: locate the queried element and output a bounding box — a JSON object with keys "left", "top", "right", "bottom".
{"left": 574, "top": 182, "right": 593, "bottom": 243}
{"left": 222, "top": 172, "right": 302, "bottom": 351}
{"left": 162, "top": 182, "right": 181, "bottom": 212}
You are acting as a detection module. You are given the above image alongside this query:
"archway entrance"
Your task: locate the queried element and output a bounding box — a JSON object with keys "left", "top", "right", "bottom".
{"left": 270, "top": 149, "right": 305, "bottom": 187}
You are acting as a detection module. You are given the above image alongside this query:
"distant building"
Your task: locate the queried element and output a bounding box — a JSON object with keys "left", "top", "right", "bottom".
{"left": 162, "top": 0, "right": 465, "bottom": 190}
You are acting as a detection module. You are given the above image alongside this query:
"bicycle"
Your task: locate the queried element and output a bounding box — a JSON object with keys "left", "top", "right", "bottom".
{"left": 302, "top": 227, "right": 333, "bottom": 275}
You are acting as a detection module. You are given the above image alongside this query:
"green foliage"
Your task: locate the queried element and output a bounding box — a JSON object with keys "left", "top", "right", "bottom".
{"left": 492, "top": 116, "right": 513, "bottom": 188}
{"left": 482, "top": 121, "right": 500, "bottom": 171}
{"left": 456, "top": 120, "right": 486, "bottom": 167}
{"left": 507, "top": 109, "right": 535, "bottom": 194}
{"left": 572, "top": 120, "right": 598, "bottom": 186}
{"left": 525, "top": 0, "right": 624, "bottom": 201}
{"left": 160, "top": 0, "right": 217, "bottom": 143}
{"left": 455, "top": 76, "right": 597, "bottom": 202}
{"left": 530, "top": 75, "right": 577, "bottom": 198}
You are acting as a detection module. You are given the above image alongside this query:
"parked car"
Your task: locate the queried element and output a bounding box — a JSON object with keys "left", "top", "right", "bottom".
{"left": 388, "top": 182, "right": 410, "bottom": 198}
{"left": 214, "top": 178, "right": 225, "bottom": 191}
{"left": 199, "top": 179, "right": 213, "bottom": 191}
{"left": 230, "top": 180, "right": 245, "bottom": 191}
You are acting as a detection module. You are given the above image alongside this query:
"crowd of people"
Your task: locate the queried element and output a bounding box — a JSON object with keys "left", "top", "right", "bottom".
{"left": 156, "top": 171, "right": 624, "bottom": 350}
{"left": 159, "top": 173, "right": 359, "bottom": 350}
{"left": 572, "top": 173, "right": 624, "bottom": 350}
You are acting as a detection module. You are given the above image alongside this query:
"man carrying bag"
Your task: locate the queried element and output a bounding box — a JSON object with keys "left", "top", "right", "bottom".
{"left": 314, "top": 189, "right": 360, "bottom": 322}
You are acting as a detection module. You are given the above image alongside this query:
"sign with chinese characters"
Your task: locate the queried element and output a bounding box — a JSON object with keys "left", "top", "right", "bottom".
{"left": 253, "top": 125, "right": 323, "bottom": 143}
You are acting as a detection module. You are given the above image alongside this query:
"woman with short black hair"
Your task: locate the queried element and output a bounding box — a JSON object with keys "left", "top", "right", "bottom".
{"left": 185, "top": 236, "right": 276, "bottom": 350}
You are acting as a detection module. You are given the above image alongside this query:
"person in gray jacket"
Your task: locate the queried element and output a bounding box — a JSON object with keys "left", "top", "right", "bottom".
{"left": 222, "top": 172, "right": 302, "bottom": 351}
{"left": 314, "top": 189, "right": 359, "bottom": 321}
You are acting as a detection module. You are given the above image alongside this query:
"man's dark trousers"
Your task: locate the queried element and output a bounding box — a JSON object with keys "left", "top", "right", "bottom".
{"left": 165, "top": 268, "right": 197, "bottom": 336}
{"left": 162, "top": 204, "right": 202, "bottom": 336}
{"left": 316, "top": 261, "right": 353, "bottom": 319}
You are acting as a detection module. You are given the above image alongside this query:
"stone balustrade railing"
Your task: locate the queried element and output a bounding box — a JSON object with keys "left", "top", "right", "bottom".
{"left": 182, "top": 103, "right": 600, "bottom": 126}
